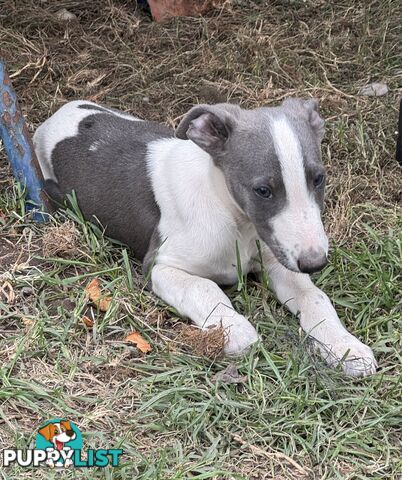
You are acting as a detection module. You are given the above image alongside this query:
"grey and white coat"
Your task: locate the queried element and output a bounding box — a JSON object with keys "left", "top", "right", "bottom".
{"left": 33, "top": 98, "right": 377, "bottom": 376}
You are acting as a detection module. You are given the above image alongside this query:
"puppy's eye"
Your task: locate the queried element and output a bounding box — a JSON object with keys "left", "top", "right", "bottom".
{"left": 313, "top": 174, "right": 325, "bottom": 188}
{"left": 254, "top": 186, "right": 272, "bottom": 199}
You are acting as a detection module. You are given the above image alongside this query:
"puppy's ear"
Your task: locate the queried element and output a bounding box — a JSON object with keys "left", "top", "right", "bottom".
{"left": 175, "top": 104, "right": 235, "bottom": 153}
{"left": 282, "top": 97, "right": 325, "bottom": 141}
{"left": 302, "top": 98, "right": 325, "bottom": 140}
{"left": 38, "top": 423, "right": 57, "bottom": 442}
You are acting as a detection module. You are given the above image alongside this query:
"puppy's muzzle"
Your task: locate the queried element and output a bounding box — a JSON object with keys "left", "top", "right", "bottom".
{"left": 297, "top": 249, "right": 328, "bottom": 274}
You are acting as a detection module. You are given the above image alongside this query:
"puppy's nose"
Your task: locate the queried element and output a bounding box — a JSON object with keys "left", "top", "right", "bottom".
{"left": 297, "top": 250, "right": 328, "bottom": 273}
{"left": 66, "top": 429, "right": 74, "bottom": 437}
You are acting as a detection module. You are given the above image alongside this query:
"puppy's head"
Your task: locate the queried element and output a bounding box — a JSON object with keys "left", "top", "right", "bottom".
{"left": 176, "top": 98, "right": 328, "bottom": 273}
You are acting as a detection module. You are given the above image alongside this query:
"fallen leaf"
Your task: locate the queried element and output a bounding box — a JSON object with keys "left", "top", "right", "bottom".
{"left": 125, "top": 331, "right": 152, "bottom": 353}
{"left": 81, "top": 315, "right": 94, "bottom": 328}
{"left": 21, "top": 317, "right": 35, "bottom": 326}
{"left": 85, "top": 278, "right": 112, "bottom": 312}
{"left": 213, "top": 363, "right": 247, "bottom": 384}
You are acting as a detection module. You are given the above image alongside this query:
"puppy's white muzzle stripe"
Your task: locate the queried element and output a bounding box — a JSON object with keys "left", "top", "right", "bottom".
{"left": 270, "top": 116, "right": 328, "bottom": 269}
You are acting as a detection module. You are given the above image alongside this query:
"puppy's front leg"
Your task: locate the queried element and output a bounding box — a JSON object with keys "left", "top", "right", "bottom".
{"left": 263, "top": 251, "right": 377, "bottom": 376}
{"left": 151, "top": 264, "right": 259, "bottom": 355}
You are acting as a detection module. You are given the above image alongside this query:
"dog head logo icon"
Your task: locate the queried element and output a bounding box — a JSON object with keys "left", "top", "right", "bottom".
{"left": 38, "top": 420, "right": 76, "bottom": 450}
{"left": 36, "top": 419, "right": 82, "bottom": 468}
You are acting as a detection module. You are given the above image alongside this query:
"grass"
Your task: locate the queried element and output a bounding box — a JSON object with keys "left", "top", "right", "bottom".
{"left": 1, "top": 0, "right": 402, "bottom": 478}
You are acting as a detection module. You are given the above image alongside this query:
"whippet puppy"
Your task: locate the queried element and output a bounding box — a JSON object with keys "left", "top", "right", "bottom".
{"left": 33, "top": 99, "right": 377, "bottom": 376}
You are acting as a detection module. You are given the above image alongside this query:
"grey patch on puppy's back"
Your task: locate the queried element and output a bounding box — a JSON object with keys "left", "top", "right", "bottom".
{"left": 51, "top": 112, "right": 173, "bottom": 260}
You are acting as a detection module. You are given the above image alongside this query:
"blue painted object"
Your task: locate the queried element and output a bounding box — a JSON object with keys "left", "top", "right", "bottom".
{"left": 0, "top": 60, "right": 49, "bottom": 221}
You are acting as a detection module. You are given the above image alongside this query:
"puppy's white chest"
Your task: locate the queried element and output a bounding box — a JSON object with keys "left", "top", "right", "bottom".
{"left": 207, "top": 223, "right": 259, "bottom": 284}
{"left": 158, "top": 215, "right": 259, "bottom": 284}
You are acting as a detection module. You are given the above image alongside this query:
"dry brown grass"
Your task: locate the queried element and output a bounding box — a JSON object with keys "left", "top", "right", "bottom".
{"left": 177, "top": 324, "right": 226, "bottom": 358}
{"left": 42, "top": 220, "right": 81, "bottom": 258}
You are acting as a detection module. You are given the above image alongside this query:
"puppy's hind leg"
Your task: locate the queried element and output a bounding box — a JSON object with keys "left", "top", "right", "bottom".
{"left": 151, "top": 264, "right": 259, "bottom": 355}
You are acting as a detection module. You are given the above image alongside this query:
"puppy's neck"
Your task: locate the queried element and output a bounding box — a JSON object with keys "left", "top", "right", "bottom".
{"left": 206, "top": 154, "right": 249, "bottom": 226}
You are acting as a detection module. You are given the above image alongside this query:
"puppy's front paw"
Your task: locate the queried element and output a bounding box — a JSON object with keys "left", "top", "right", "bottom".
{"left": 224, "top": 319, "right": 259, "bottom": 356}
{"left": 320, "top": 335, "right": 377, "bottom": 377}
{"left": 205, "top": 304, "right": 258, "bottom": 355}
